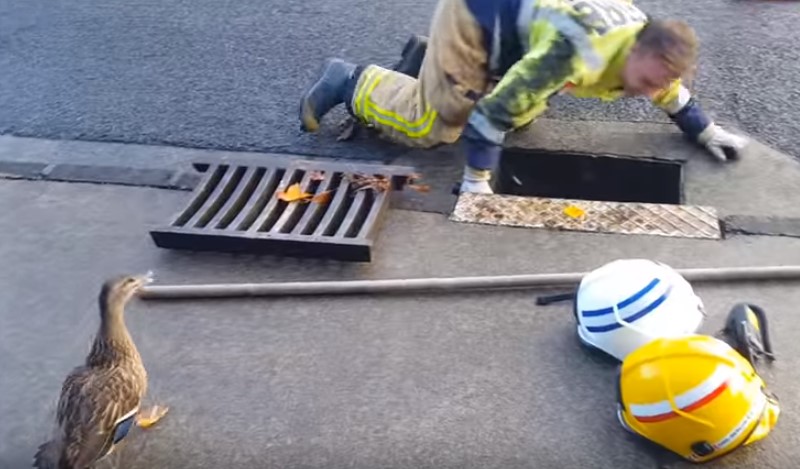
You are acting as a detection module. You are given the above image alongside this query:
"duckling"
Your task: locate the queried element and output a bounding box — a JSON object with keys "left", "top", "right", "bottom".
{"left": 33, "top": 272, "right": 169, "bottom": 469}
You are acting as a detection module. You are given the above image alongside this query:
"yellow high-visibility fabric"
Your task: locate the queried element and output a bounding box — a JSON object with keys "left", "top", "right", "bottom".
{"left": 476, "top": 0, "right": 685, "bottom": 133}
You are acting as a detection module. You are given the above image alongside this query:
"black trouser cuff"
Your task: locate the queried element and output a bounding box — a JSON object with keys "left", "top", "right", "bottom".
{"left": 344, "top": 65, "right": 365, "bottom": 117}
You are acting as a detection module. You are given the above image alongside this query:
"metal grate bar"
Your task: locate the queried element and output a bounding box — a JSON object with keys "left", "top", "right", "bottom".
{"left": 313, "top": 177, "right": 352, "bottom": 237}
{"left": 231, "top": 167, "right": 282, "bottom": 231}
{"left": 207, "top": 166, "right": 262, "bottom": 229}
{"left": 292, "top": 171, "right": 341, "bottom": 235}
{"left": 247, "top": 168, "right": 301, "bottom": 233}
{"left": 357, "top": 190, "right": 390, "bottom": 240}
{"left": 336, "top": 190, "right": 372, "bottom": 238}
{"left": 270, "top": 170, "right": 318, "bottom": 234}
{"left": 173, "top": 164, "right": 226, "bottom": 227}
{"left": 189, "top": 165, "right": 246, "bottom": 228}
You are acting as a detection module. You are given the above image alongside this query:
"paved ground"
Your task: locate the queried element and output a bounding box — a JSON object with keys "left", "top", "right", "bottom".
{"left": 3, "top": 178, "right": 800, "bottom": 469}
{"left": 1, "top": 125, "right": 800, "bottom": 468}
{"left": 1, "top": 0, "right": 799, "bottom": 158}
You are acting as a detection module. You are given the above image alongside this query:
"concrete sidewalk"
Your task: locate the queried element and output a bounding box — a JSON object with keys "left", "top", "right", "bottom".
{"left": 0, "top": 120, "right": 800, "bottom": 469}
{"left": 2, "top": 124, "right": 800, "bottom": 468}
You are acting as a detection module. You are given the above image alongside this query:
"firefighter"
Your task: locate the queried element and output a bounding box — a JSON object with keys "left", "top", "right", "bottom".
{"left": 299, "top": 0, "right": 749, "bottom": 194}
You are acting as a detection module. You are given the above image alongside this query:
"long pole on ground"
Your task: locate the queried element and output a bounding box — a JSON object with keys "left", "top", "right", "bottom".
{"left": 138, "top": 265, "right": 800, "bottom": 300}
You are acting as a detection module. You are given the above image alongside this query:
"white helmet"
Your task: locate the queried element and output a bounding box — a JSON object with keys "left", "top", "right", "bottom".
{"left": 574, "top": 258, "right": 705, "bottom": 361}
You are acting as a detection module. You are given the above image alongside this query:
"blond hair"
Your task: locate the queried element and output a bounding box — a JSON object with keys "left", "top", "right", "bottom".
{"left": 636, "top": 19, "right": 699, "bottom": 79}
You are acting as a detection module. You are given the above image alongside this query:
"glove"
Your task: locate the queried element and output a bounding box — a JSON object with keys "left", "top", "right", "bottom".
{"left": 460, "top": 166, "right": 494, "bottom": 194}
{"left": 459, "top": 136, "right": 498, "bottom": 194}
{"left": 697, "top": 123, "right": 750, "bottom": 162}
{"left": 669, "top": 96, "right": 749, "bottom": 162}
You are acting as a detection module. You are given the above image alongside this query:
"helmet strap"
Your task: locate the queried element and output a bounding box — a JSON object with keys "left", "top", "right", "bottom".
{"left": 721, "top": 303, "right": 776, "bottom": 367}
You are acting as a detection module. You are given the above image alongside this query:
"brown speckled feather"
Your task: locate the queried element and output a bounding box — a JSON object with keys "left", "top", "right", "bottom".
{"left": 34, "top": 274, "right": 152, "bottom": 469}
{"left": 56, "top": 362, "right": 146, "bottom": 468}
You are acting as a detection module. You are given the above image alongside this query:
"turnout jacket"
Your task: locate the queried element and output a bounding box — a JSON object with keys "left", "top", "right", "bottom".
{"left": 463, "top": 0, "right": 708, "bottom": 148}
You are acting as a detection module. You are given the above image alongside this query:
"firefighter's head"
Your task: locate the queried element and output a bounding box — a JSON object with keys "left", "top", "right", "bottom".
{"left": 623, "top": 19, "right": 698, "bottom": 98}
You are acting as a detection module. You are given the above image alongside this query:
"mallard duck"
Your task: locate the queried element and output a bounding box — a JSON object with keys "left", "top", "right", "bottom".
{"left": 34, "top": 272, "right": 169, "bottom": 469}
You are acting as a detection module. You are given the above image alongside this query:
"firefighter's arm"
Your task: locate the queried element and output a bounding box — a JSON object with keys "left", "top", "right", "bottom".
{"left": 461, "top": 25, "right": 585, "bottom": 171}
{"left": 652, "top": 80, "right": 749, "bottom": 162}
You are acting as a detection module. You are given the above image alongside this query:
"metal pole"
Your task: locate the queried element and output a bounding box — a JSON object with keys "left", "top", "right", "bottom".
{"left": 138, "top": 265, "right": 800, "bottom": 300}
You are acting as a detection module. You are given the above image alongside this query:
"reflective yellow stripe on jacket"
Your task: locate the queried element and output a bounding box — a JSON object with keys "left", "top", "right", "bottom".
{"left": 353, "top": 66, "right": 439, "bottom": 139}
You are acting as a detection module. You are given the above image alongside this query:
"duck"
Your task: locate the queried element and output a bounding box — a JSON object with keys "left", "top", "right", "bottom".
{"left": 33, "top": 272, "right": 169, "bottom": 469}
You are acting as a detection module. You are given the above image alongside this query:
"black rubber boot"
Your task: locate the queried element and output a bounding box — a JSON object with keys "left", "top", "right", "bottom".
{"left": 338, "top": 35, "right": 428, "bottom": 141}
{"left": 391, "top": 34, "right": 428, "bottom": 78}
{"left": 299, "top": 58, "right": 359, "bottom": 132}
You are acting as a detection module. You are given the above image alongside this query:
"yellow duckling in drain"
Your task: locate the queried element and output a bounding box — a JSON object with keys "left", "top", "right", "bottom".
{"left": 34, "top": 272, "right": 168, "bottom": 469}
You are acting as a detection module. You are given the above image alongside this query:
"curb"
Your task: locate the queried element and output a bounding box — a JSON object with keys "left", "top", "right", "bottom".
{"left": 0, "top": 161, "right": 199, "bottom": 191}
{"left": 3, "top": 159, "right": 800, "bottom": 240}
{"left": 721, "top": 215, "right": 800, "bottom": 239}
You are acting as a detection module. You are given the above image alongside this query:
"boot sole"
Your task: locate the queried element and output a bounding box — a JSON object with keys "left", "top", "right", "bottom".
{"left": 300, "top": 99, "right": 319, "bottom": 133}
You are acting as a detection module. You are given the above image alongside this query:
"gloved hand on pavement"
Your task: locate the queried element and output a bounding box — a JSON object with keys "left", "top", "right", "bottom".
{"left": 458, "top": 111, "right": 505, "bottom": 194}
{"left": 460, "top": 165, "right": 494, "bottom": 194}
{"left": 697, "top": 123, "right": 750, "bottom": 162}
{"left": 460, "top": 134, "right": 500, "bottom": 194}
{"left": 667, "top": 93, "right": 750, "bottom": 163}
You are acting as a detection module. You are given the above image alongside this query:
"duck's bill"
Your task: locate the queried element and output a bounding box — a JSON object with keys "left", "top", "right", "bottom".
{"left": 137, "top": 270, "right": 155, "bottom": 286}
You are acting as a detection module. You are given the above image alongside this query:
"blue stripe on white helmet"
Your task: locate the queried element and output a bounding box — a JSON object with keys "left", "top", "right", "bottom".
{"left": 575, "top": 259, "right": 705, "bottom": 362}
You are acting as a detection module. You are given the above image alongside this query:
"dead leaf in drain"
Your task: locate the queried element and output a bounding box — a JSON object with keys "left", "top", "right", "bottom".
{"left": 563, "top": 205, "right": 586, "bottom": 219}
{"left": 278, "top": 183, "right": 312, "bottom": 202}
{"left": 347, "top": 173, "right": 391, "bottom": 193}
{"left": 311, "top": 190, "right": 332, "bottom": 204}
{"left": 408, "top": 183, "right": 431, "bottom": 193}
{"left": 309, "top": 171, "right": 325, "bottom": 181}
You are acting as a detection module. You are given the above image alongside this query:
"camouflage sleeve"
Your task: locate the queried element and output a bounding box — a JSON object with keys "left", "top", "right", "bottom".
{"left": 472, "top": 24, "right": 583, "bottom": 136}
{"left": 651, "top": 78, "right": 687, "bottom": 114}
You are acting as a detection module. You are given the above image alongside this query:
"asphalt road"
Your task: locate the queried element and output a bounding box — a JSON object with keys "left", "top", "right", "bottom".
{"left": 1, "top": 0, "right": 799, "bottom": 159}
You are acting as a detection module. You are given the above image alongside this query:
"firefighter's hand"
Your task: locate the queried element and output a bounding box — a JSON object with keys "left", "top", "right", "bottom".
{"left": 698, "top": 123, "right": 749, "bottom": 162}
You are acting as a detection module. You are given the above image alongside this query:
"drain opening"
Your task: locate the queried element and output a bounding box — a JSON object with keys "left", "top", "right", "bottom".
{"left": 495, "top": 150, "right": 683, "bottom": 205}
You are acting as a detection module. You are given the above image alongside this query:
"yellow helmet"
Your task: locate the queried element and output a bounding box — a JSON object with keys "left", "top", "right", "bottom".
{"left": 616, "top": 334, "right": 779, "bottom": 463}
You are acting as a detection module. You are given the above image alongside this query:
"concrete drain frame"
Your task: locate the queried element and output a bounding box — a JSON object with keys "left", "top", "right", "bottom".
{"left": 150, "top": 158, "right": 418, "bottom": 262}
{"left": 451, "top": 149, "right": 722, "bottom": 240}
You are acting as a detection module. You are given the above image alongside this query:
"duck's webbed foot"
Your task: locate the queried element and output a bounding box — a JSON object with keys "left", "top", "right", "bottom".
{"left": 136, "top": 405, "right": 169, "bottom": 429}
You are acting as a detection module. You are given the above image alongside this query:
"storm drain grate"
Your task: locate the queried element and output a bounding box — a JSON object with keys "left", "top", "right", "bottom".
{"left": 150, "top": 159, "right": 417, "bottom": 262}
